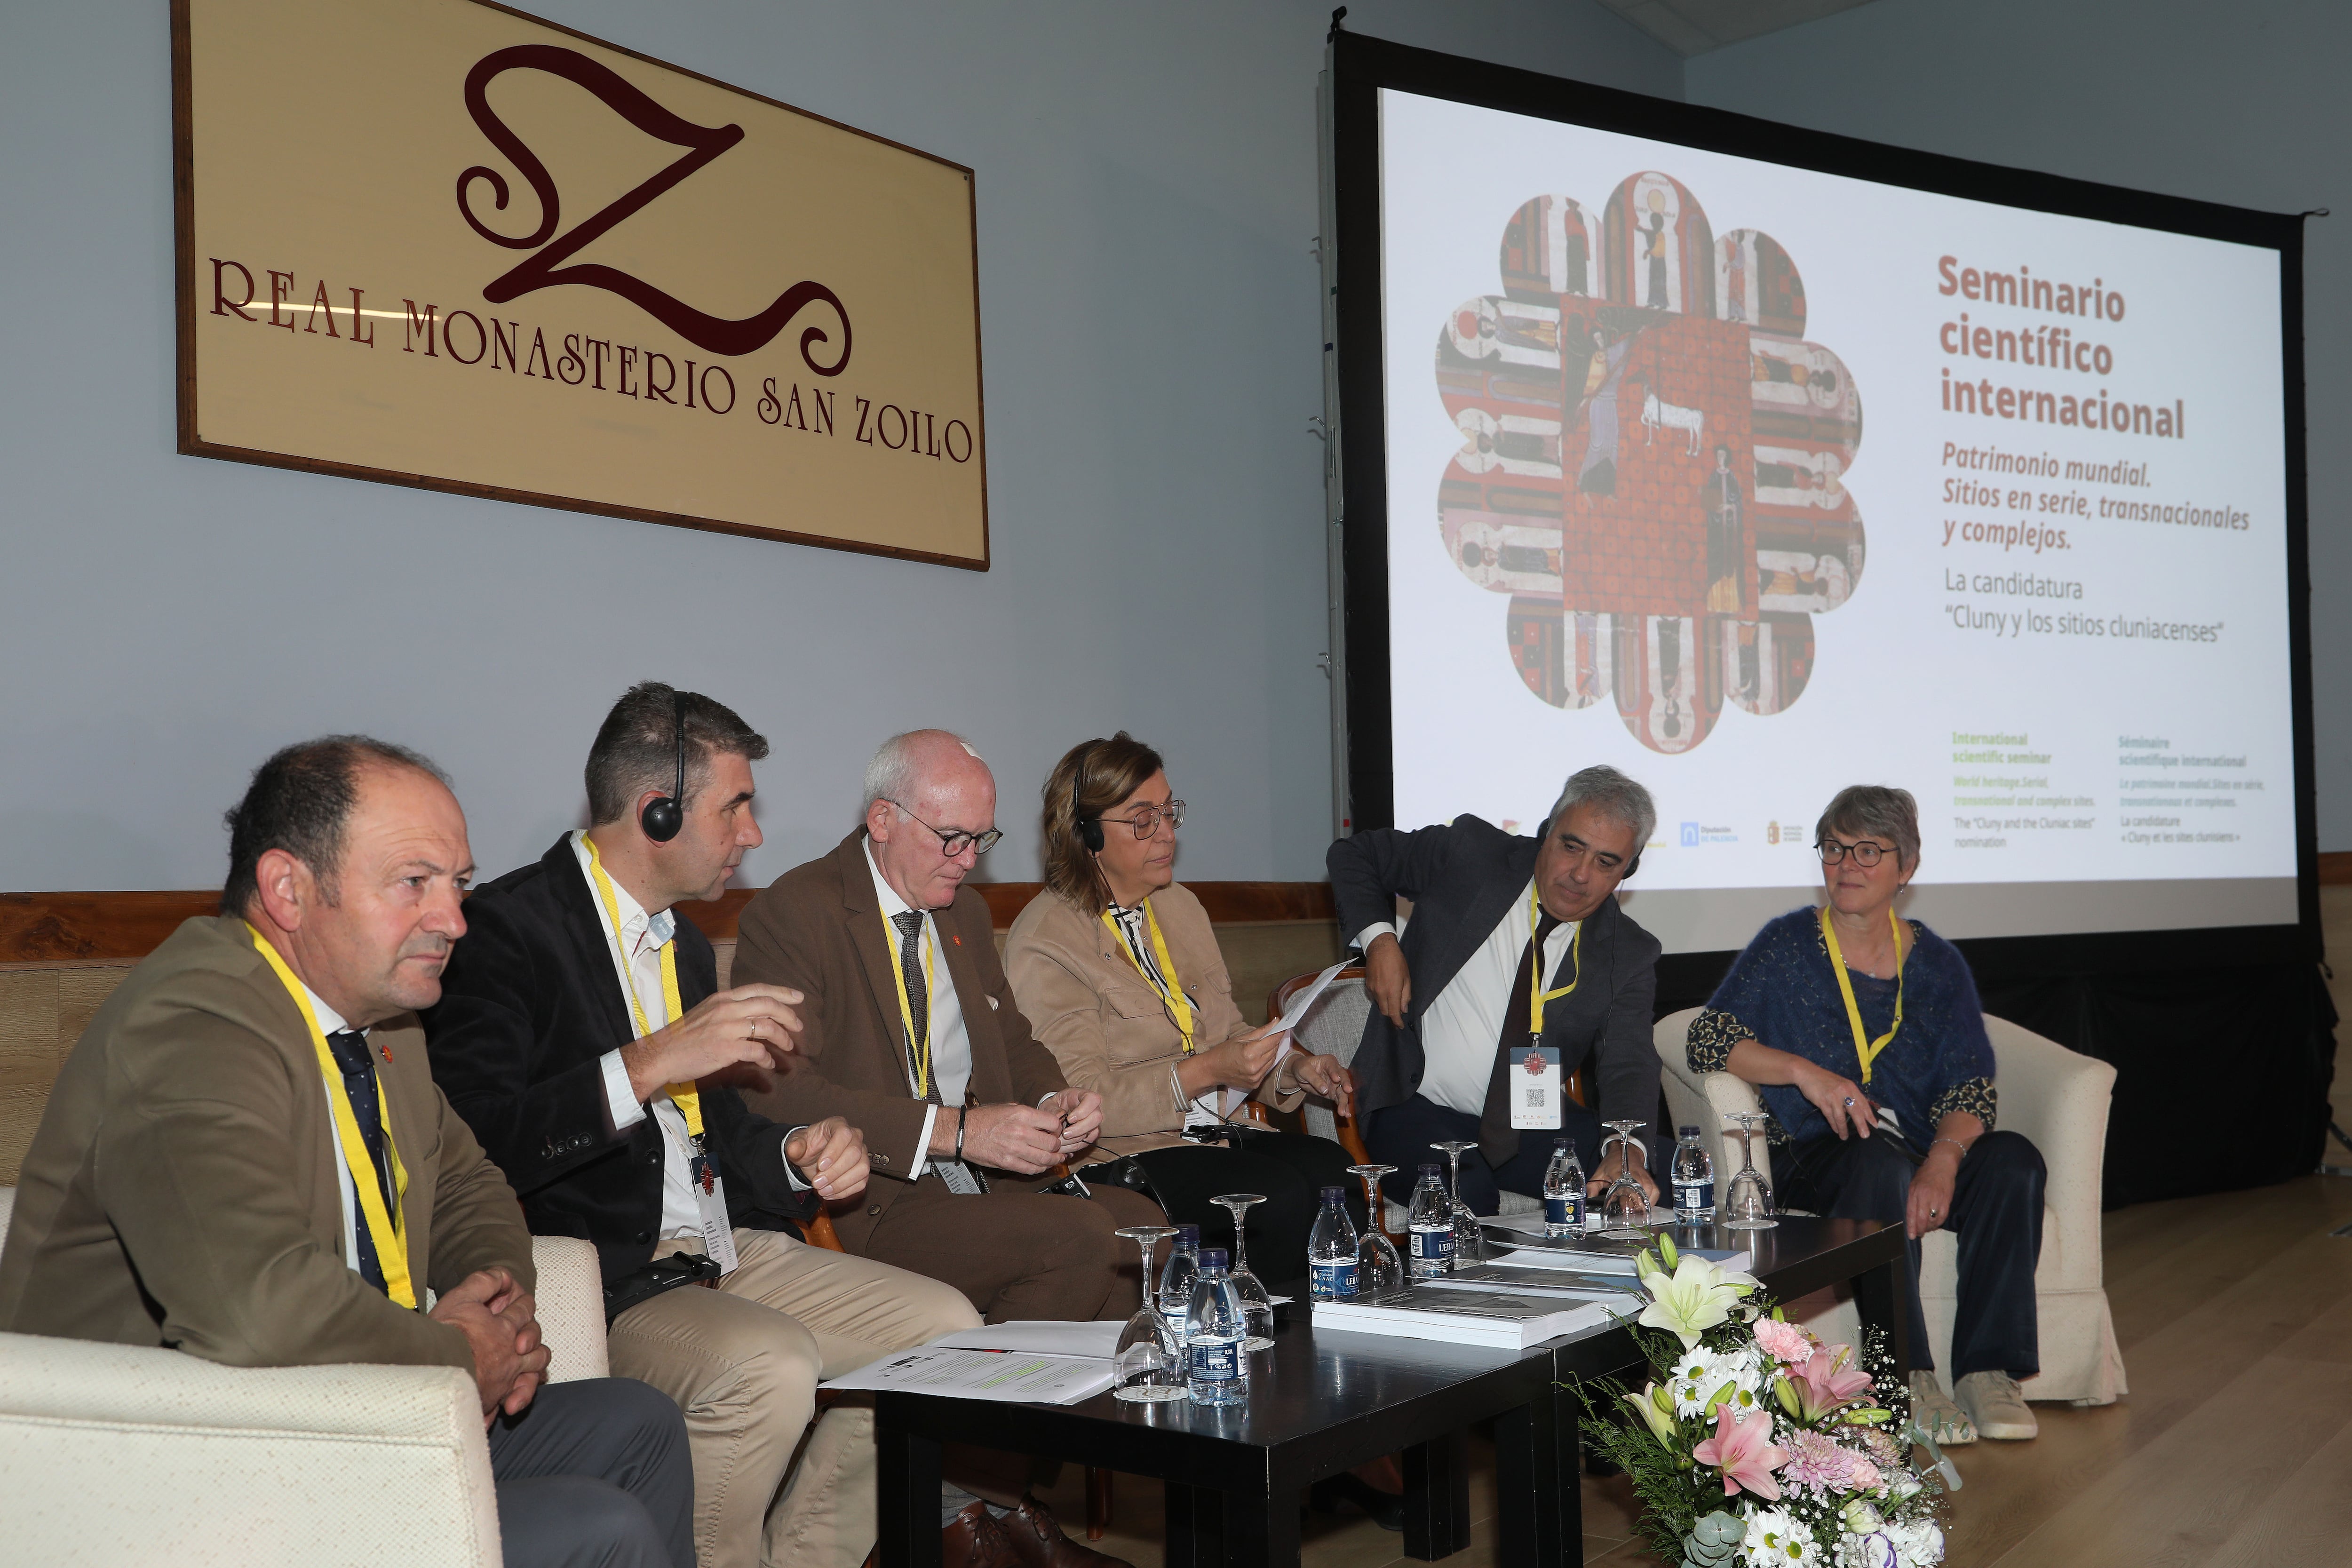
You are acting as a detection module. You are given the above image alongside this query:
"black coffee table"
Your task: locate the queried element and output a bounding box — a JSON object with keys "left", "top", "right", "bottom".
{"left": 874, "top": 1216, "right": 1907, "bottom": 1567}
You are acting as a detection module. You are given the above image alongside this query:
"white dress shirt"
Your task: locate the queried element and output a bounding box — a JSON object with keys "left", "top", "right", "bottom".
{"left": 862, "top": 839, "right": 975, "bottom": 1177}
{"left": 1357, "top": 880, "right": 1579, "bottom": 1116}
{"left": 301, "top": 985, "right": 374, "bottom": 1281}
{"left": 575, "top": 833, "right": 709, "bottom": 1241}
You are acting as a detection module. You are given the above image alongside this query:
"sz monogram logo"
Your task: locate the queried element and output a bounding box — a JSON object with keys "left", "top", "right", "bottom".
{"left": 455, "top": 44, "right": 851, "bottom": 373}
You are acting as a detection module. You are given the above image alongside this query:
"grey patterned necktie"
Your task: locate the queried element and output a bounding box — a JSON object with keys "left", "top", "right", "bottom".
{"left": 890, "top": 910, "right": 938, "bottom": 1104}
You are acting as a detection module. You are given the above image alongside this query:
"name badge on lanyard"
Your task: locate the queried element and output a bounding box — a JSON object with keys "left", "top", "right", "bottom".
{"left": 1511, "top": 1043, "right": 1563, "bottom": 1130}
{"left": 690, "top": 1147, "right": 739, "bottom": 1273}
{"left": 1514, "top": 885, "right": 1581, "bottom": 1131}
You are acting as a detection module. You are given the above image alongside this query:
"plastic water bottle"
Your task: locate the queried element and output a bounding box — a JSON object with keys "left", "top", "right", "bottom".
{"left": 1672, "top": 1126, "right": 1716, "bottom": 1224}
{"left": 1406, "top": 1163, "right": 1455, "bottom": 1279}
{"left": 1159, "top": 1225, "right": 1200, "bottom": 1341}
{"left": 1542, "top": 1138, "right": 1586, "bottom": 1238}
{"left": 1185, "top": 1248, "right": 1248, "bottom": 1406}
{"left": 1307, "top": 1186, "right": 1361, "bottom": 1299}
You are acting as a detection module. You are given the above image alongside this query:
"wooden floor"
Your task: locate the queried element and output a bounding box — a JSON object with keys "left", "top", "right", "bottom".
{"left": 1036, "top": 1167, "right": 2352, "bottom": 1567}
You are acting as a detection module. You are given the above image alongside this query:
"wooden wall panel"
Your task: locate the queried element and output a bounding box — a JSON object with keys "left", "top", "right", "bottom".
{"left": 0, "top": 886, "right": 1340, "bottom": 1183}
{"left": 0, "top": 880, "right": 1338, "bottom": 959}
{"left": 0, "top": 891, "right": 219, "bottom": 964}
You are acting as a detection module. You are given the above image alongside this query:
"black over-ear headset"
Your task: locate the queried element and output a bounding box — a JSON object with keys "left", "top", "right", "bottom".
{"left": 1072, "top": 741, "right": 1104, "bottom": 852}
{"left": 640, "top": 690, "right": 687, "bottom": 844}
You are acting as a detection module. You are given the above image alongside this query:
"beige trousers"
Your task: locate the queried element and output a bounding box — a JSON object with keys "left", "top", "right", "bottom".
{"left": 606, "top": 1227, "right": 981, "bottom": 1568}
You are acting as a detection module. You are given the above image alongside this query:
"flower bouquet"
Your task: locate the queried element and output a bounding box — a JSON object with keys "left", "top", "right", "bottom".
{"left": 1579, "top": 1235, "right": 1948, "bottom": 1568}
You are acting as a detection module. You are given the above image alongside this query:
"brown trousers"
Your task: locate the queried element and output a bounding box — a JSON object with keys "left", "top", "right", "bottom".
{"left": 855, "top": 1171, "right": 1166, "bottom": 1322}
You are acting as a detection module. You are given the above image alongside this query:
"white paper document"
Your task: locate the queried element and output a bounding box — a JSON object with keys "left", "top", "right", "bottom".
{"left": 1273, "top": 959, "right": 1353, "bottom": 1033}
{"left": 1207, "top": 957, "right": 1356, "bottom": 1118}
{"left": 819, "top": 1346, "right": 1116, "bottom": 1405}
{"left": 932, "top": 1320, "right": 1126, "bottom": 1359}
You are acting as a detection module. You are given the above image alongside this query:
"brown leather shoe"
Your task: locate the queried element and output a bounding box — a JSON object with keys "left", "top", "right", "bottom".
{"left": 943, "top": 1501, "right": 1022, "bottom": 1568}
{"left": 1001, "top": 1496, "right": 1136, "bottom": 1568}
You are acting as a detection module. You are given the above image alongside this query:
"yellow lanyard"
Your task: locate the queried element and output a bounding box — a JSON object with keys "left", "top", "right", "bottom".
{"left": 583, "top": 837, "right": 700, "bottom": 1138}
{"left": 1820, "top": 905, "right": 1905, "bottom": 1084}
{"left": 246, "top": 924, "right": 416, "bottom": 1308}
{"left": 1102, "top": 901, "right": 1195, "bottom": 1053}
{"left": 881, "top": 905, "right": 938, "bottom": 1098}
{"left": 1526, "top": 883, "right": 1583, "bottom": 1041}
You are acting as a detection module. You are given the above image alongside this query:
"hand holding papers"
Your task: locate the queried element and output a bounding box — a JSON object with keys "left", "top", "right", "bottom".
{"left": 1251, "top": 959, "right": 1357, "bottom": 1116}
{"left": 1271, "top": 959, "right": 1352, "bottom": 1035}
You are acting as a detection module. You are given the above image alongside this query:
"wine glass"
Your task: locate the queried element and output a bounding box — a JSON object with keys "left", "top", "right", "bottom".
{"left": 1347, "top": 1162, "right": 1403, "bottom": 1294}
{"left": 1111, "top": 1226, "right": 1186, "bottom": 1401}
{"left": 1430, "top": 1140, "right": 1485, "bottom": 1266}
{"left": 1210, "top": 1194, "right": 1278, "bottom": 1350}
{"left": 1598, "top": 1119, "right": 1653, "bottom": 1241}
{"left": 1722, "top": 1113, "right": 1778, "bottom": 1231}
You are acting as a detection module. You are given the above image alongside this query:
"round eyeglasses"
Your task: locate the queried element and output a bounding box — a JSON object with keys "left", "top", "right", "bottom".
{"left": 1816, "top": 836, "right": 1890, "bottom": 868}
{"left": 1096, "top": 801, "right": 1185, "bottom": 839}
{"left": 888, "top": 801, "right": 1003, "bottom": 858}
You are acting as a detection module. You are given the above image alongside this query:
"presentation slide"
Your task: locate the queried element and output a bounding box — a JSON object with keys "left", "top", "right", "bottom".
{"left": 1376, "top": 88, "right": 2297, "bottom": 952}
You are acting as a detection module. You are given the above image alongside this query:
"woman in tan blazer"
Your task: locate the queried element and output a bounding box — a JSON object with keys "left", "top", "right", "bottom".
{"left": 1004, "top": 732, "right": 1363, "bottom": 1286}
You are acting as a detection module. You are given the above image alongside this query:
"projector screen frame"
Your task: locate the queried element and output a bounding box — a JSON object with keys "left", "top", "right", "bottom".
{"left": 1324, "top": 28, "right": 2318, "bottom": 978}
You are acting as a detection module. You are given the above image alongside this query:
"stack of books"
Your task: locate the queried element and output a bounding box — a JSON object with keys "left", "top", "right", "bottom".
{"left": 1310, "top": 1279, "right": 1641, "bottom": 1349}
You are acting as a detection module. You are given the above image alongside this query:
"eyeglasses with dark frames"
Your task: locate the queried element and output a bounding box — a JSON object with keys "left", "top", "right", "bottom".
{"left": 1095, "top": 801, "right": 1186, "bottom": 839}
{"left": 888, "top": 801, "right": 1003, "bottom": 858}
{"left": 1816, "top": 836, "right": 1891, "bottom": 868}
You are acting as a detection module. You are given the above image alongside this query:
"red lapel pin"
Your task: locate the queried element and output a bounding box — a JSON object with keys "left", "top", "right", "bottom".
{"left": 380, "top": 1043, "right": 394, "bottom": 1064}
{"left": 952, "top": 934, "right": 962, "bottom": 947}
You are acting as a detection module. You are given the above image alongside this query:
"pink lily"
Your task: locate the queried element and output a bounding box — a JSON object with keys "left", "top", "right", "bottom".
{"left": 1780, "top": 1346, "right": 1876, "bottom": 1424}
{"left": 1691, "top": 1403, "right": 1789, "bottom": 1499}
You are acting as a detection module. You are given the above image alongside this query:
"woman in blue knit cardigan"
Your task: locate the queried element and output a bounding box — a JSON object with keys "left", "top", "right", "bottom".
{"left": 1688, "top": 784, "right": 2045, "bottom": 1448}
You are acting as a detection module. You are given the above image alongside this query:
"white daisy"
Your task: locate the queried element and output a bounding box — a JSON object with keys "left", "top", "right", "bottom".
{"left": 1741, "top": 1505, "right": 1817, "bottom": 1567}
{"left": 1669, "top": 1344, "right": 1769, "bottom": 1419}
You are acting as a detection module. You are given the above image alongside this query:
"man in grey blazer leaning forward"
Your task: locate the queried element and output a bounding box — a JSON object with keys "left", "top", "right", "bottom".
{"left": 1327, "top": 764, "right": 1666, "bottom": 1214}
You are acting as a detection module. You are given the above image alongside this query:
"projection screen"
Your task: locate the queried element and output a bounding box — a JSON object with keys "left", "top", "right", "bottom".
{"left": 1326, "top": 33, "right": 2314, "bottom": 961}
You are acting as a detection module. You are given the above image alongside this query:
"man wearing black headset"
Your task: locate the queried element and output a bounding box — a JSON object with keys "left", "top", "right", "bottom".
{"left": 425, "top": 685, "right": 986, "bottom": 1568}
{"left": 1327, "top": 764, "right": 1667, "bottom": 1214}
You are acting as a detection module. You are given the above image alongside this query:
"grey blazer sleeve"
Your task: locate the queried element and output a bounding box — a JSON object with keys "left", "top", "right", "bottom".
{"left": 1326, "top": 824, "right": 1462, "bottom": 944}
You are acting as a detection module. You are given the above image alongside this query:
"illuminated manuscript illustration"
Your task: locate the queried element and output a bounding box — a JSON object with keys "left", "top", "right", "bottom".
{"left": 1434, "top": 175, "right": 1865, "bottom": 752}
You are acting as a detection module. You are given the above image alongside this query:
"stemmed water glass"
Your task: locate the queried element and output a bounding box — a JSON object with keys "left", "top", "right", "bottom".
{"left": 1429, "top": 1140, "right": 1485, "bottom": 1266}
{"left": 1111, "top": 1226, "right": 1186, "bottom": 1401}
{"left": 1722, "top": 1113, "right": 1778, "bottom": 1231}
{"left": 1598, "top": 1119, "right": 1653, "bottom": 1241}
{"left": 1211, "top": 1194, "right": 1277, "bottom": 1351}
{"left": 1346, "top": 1162, "right": 1403, "bottom": 1294}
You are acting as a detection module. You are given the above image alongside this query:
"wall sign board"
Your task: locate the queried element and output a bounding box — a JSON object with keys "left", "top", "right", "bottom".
{"left": 173, "top": 0, "right": 988, "bottom": 567}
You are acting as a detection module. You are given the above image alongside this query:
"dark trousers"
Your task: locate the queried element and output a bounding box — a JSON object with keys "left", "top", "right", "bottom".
{"left": 1117, "top": 1132, "right": 1367, "bottom": 1283}
{"left": 1777, "top": 1129, "right": 2046, "bottom": 1379}
{"left": 487, "top": 1376, "right": 696, "bottom": 1568}
{"left": 1363, "top": 1094, "right": 1604, "bottom": 1215}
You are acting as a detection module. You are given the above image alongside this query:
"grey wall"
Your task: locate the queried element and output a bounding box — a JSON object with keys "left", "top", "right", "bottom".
{"left": 0, "top": 0, "right": 1678, "bottom": 893}
{"left": 1686, "top": 0, "right": 2352, "bottom": 850}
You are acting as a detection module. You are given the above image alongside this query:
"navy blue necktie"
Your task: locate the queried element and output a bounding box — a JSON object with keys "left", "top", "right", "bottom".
{"left": 325, "top": 1028, "right": 397, "bottom": 1296}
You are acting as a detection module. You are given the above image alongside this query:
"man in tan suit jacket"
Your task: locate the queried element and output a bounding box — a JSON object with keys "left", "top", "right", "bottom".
{"left": 731, "top": 731, "right": 1165, "bottom": 1324}
{"left": 0, "top": 737, "right": 693, "bottom": 1568}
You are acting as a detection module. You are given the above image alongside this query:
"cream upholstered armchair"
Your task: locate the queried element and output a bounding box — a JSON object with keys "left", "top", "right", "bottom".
{"left": 1651, "top": 1010, "right": 2127, "bottom": 1406}
{"left": 0, "top": 1187, "right": 609, "bottom": 1566}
